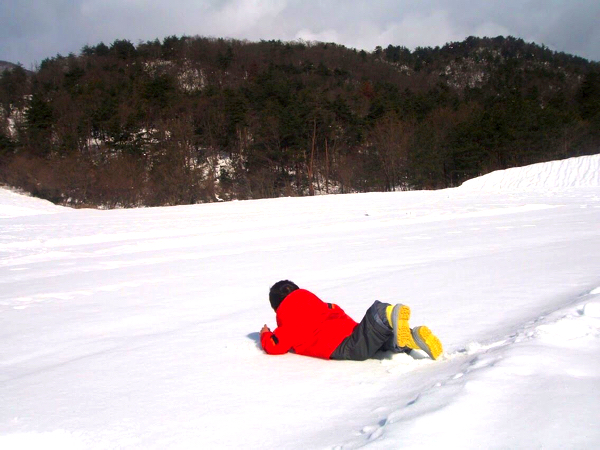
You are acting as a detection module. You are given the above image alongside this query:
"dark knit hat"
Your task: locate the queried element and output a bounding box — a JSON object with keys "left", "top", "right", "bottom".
{"left": 269, "top": 280, "right": 299, "bottom": 311}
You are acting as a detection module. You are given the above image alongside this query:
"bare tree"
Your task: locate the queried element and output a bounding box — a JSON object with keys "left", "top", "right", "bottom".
{"left": 370, "top": 115, "right": 413, "bottom": 191}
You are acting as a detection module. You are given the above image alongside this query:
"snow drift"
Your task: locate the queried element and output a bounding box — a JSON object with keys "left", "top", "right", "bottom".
{"left": 460, "top": 153, "right": 600, "bottom": 191}
{"left": 1, "top": 155, "right": 599, "bottom": 449}
{"left": 0, "top": 187, "right": 65, "bottom": 218}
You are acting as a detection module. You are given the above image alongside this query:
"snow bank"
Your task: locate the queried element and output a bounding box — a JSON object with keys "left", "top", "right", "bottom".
{"left": 0, "top": 187, "right": 66, "bottom": 218}
{"left": 460, "top": 154, "right": 600, "bottom": 192}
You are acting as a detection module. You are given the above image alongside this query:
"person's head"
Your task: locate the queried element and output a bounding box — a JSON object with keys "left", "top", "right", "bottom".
{"left": 269, "top": 280, "right": 299, "bottom": 311}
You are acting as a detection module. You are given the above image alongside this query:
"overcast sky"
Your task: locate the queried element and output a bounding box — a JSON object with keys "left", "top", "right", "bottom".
{"left": 1, "top": 0, "right": 599, "bottom": 69}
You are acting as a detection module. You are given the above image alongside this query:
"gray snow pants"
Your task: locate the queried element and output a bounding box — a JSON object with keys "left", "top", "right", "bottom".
{"left": 330, "top": 300, "right": 407, "bottom": 361}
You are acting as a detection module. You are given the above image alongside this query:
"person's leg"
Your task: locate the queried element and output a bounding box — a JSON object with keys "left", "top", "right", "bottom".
{"left": 330, "top": 301, "right": 396, "bottom": 361}
{"left": 331, "top": 301, "right": 443, "bottom": 360}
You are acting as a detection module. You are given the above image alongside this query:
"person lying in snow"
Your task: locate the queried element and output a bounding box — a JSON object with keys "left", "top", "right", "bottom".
{"left": 260, "top": 280, "right": 443, "bottom": 361}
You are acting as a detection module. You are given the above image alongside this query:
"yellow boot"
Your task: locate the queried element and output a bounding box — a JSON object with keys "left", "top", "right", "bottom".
{"left": 386, "top": 304, "right": 419, "bottom": 350}
{"left": 411, "top": 326, "right": 443, "bottom": 360}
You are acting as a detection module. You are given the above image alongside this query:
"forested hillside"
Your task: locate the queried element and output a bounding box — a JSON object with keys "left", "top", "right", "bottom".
{"left": 1, "top": 35, "right": 599, "bottom": 207}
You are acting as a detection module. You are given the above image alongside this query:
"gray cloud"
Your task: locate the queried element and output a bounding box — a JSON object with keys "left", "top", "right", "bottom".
{"left": 1, "top": 0, "right": 598, "bottom": 69}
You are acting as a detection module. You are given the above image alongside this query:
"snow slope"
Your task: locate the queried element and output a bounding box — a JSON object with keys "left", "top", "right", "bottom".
{"left": 459, "top": 153, "right": 600, "bottom": 191}
{"left": 0, "top": 187, "right": 65, "bottom": 218}
{"left": 1, "top": 155, "right": 600, "bottom": 449}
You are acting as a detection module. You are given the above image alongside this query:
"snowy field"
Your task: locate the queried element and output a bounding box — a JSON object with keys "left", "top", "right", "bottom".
{"left": 1, "top": 154, "right": 600, "bottom": 449}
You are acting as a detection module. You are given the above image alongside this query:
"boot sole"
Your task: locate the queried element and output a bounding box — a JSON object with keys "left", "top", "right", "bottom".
{"left": 392, "top": 304, "right": 418, "bottom": 349}
{"left": 412, "top": 326, "right": 443, "bottom": 360}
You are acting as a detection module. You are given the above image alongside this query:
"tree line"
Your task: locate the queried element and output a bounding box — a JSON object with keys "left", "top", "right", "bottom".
{"left": 0, "top": 35, "right": 599, "bottom": 207}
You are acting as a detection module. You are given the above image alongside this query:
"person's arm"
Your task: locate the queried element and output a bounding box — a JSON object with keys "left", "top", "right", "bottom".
{"left": 260, "top": 324, "right": 292, "bottom": 355}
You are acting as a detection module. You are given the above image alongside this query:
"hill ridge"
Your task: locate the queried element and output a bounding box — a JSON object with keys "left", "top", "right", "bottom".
{"left": 1, "top": 35, "right": 599, "bottom": 207}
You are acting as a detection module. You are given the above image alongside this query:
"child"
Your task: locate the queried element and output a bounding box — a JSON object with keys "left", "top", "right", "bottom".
{"left": 260, "top": 280, "right": 443, "bottom": 361}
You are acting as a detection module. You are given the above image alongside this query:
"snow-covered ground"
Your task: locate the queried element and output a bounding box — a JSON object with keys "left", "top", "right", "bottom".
{"left": 1, "top": 154, "right": 600, "bottom": 449}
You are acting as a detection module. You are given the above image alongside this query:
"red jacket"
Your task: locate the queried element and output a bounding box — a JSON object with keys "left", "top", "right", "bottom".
{"left": 260, "top": 289, "right": 358, "bottom": 359}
